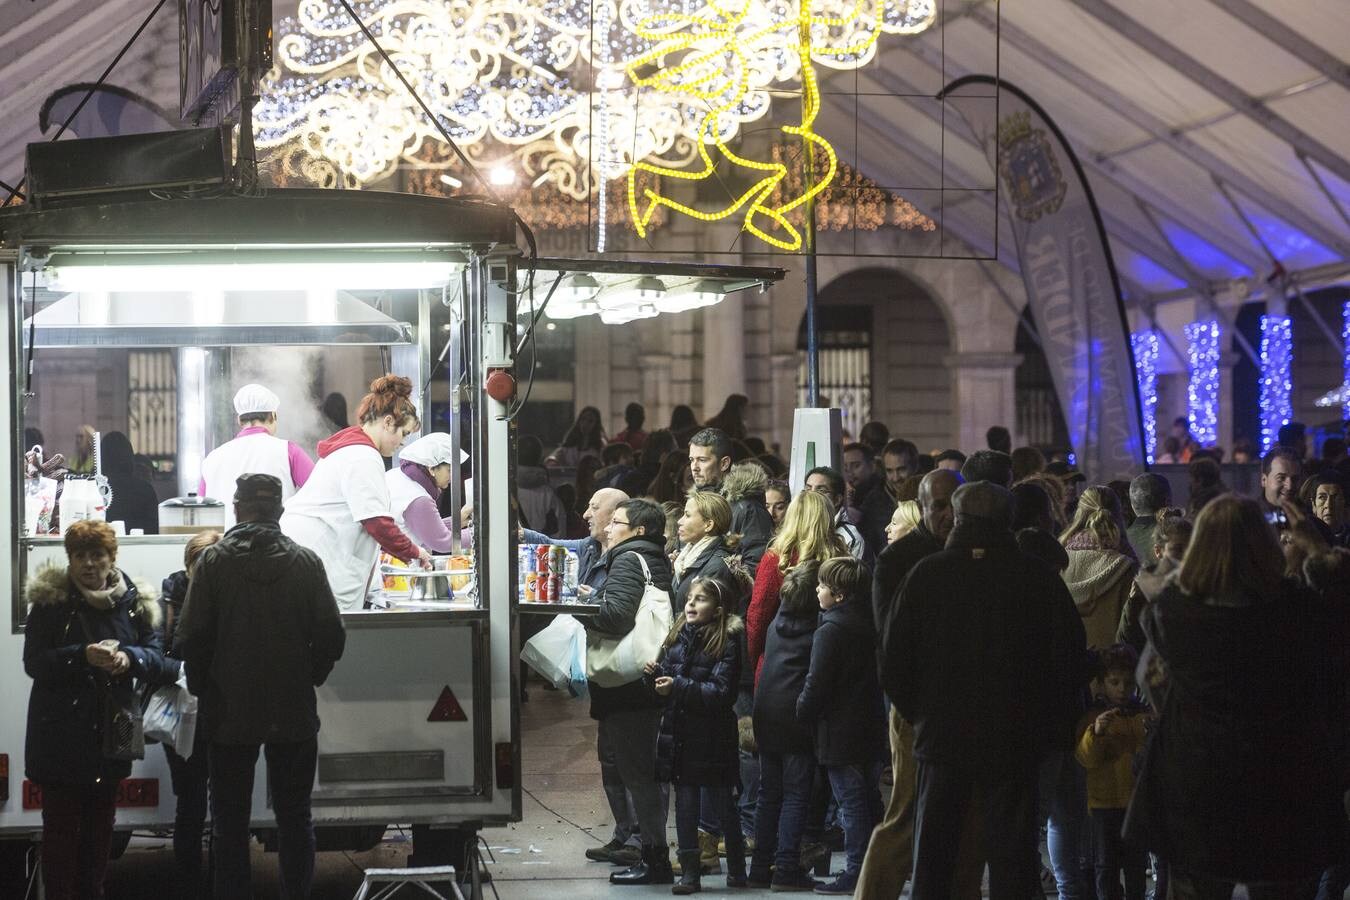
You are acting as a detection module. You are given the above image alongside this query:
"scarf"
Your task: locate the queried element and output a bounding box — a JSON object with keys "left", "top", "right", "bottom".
{"left": 674, "top": 535, "right": 717, "bottom": 582}
{"left": 74, "top": 569, "right": 125, "bottom": 610}
{"left": 400, "top": 459, "right": 441, "bottom": 500}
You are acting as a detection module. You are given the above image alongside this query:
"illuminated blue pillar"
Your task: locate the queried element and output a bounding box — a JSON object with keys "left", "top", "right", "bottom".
{"left": 1259, "top": 314, "right": 1293, "bottom": 454}
{"left": 1343, "top": 301, "right": 1350, "bottom": 422}
{"left": 1131, "top": 330, "right": 1159, "bottom": 464}
{"left": 1184, "top": 319, "right": 1221, "bottom": 447}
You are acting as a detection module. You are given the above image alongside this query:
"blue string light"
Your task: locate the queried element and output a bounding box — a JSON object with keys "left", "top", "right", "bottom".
{"left": 1184, "top": 319, "right": 1221, "bottom": 447}
{"left": 1259, "top": 314, "right": 1293, "bottom": 454}
{"left": 1131, "top": 330, "right": 1160, "bottom": 464}
{"left": 1343, "top": 300, "right": 1350, "bottom": 423}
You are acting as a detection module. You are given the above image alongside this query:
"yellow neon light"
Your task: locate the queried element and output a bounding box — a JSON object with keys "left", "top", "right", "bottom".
{"left": 624, "top": 0, "right": 882, "bottom": 250}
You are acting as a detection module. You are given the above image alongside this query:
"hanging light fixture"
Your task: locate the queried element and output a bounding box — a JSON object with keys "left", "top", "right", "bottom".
{"left": 544, "top": 274, "right": 602, "bottom": 320}
{"left": 654, "top": 280, "right": 726, "bottom": 314}
{"left": 596, "top": 276, "right": 666, "bottom": 311}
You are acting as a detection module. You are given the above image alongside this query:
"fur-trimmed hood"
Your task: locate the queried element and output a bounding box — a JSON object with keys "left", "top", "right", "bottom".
{"left": 25, "top": 563, "right": 161, "bottom": 629}
{"left": 719, "top": 461, "right": 768, "bottom": 504}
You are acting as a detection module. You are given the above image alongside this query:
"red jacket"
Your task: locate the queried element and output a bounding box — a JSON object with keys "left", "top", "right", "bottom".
{"left": 747, "top": 549, "right": 794, "bottom": 686}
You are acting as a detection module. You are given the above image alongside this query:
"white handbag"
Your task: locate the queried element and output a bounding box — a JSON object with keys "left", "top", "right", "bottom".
{"left": 585, "top": 553, "right": 673, "bottom": 688}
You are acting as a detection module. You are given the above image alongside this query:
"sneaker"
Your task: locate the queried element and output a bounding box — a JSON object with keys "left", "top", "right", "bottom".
{"left": 770, "top": 871, "right": 819, "bottom": 892}
{"left": 813, "top": 874, "right": 857, "bottom": 895}
{"left": 586, "top": 838, "right": 626, "bottom": 862}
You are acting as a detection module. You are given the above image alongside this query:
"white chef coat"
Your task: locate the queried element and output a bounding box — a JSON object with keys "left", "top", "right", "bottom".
{"left": 280, "top": 443, "right": 391, "bottom": 611}
{"left": 386, "top": 466, "right": 430, "bottom": 536}
{"left": 201, "top": 430, "right": 296, "bottom": 529}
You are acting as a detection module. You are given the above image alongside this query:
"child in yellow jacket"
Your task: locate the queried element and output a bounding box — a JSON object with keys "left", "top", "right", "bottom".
{"left": 1076, "top": 644, "right": 1150, "bottom": 900}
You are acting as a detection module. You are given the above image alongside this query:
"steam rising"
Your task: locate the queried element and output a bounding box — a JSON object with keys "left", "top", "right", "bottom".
{"left": 228, "top": 346, "right": 332, "bottom": 456}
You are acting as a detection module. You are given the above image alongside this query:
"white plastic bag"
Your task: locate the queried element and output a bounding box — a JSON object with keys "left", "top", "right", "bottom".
{"left": 143, "top": 668, "right": 199, "bottom": 758}
{"left": 522, "top": 614, "right": 585, "bottom": 690}
{"left": 585, "top": 554, "right": 673, "bottom": 688}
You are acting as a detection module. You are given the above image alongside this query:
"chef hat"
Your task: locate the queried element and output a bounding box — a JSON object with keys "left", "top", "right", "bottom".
{"left": 233, "top": 384, "right": 280, "bottom": 416}
{"left": 399, "top": 433, "right": 468, "bottom": 467}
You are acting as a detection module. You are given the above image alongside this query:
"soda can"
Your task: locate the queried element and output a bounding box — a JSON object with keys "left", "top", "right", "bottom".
{"left": 548, "top": 575, "right": 562, "bottom": 604}
{"left": 551, "top": 545, "right": 567, "bottom": 580}
{"left": 524, "top": 572, "right": 538, "bottom": 602}
{"left": 538, "top": 572, "right": 552, "bottom": 603}
{"left": 536, "top": 544, "right": 552, "bottom": 578}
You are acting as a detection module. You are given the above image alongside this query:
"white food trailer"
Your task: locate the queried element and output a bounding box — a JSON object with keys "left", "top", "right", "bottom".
{"left": 0, "top": 188, "right": 524, "bottom": 893}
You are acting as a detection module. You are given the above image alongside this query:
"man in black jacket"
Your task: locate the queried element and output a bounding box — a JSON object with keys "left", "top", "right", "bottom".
{"left": 861, "top": 468, "right": 967, "bottom": 900}
{"left": 585, "top": 498, "right": 676, "bottom": 885}
{"left": 177, "top": 474, "right": 346, "bottom": 900}
{"left": 688, "top": 427, "right": 773, "bottom": 577}
{"left": 892, "top": 482, "right": 1083, "bottom": 900}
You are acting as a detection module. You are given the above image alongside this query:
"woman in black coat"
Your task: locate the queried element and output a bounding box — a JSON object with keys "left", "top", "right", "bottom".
{"left": 24, "top": 520, "right": 174, "bottom": 900}
{"left": 749, "top": 561, "right": 823, "bottom": 889}
{"left": 584, "top": 499, "right": 676, "bottom": 886}
{"left": 1137, "top": 496, "right": 1344, "bottom": 899}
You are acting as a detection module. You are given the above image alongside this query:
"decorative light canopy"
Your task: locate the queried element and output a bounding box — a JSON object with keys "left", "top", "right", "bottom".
{"left": 1184, "top": 319, "right": 1221, "bottom": 447}
{"left": 1130, "top": 330, "right": 1159, "bottom": 464}
{"left": 1258, "top": 314, "right": 1293, "bottom": 454}
{"left": 256, "top": 0, "right": 936, "bottom": 248}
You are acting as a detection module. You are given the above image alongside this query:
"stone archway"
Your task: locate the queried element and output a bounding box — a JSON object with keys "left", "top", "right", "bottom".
{"left": 802, "top": 267, "right": 954, "bottom": 449}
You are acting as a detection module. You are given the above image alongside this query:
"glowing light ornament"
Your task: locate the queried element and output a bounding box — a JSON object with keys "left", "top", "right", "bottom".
{"left": 1344, "top": 300, "right": 1350, "bottom": 422}
{"left": 1184, "top": 319, "right": 1221, "bottom": 447}
{"left": 1258, "top": 315, "right": 1293, "bottom": 454}
{"left": 1130, "top": 330, "right": 1159, "bottom": 464}
{"left": 620, "top": 0, "right": 933, "bottom": 250}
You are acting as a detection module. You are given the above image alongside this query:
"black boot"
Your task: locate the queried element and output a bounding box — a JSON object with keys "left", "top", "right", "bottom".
{"left": 672, "top": 850, "right": 702, "bottom": 894}
{"left": 611, "top": 844, "right": 675, "bottom": 885}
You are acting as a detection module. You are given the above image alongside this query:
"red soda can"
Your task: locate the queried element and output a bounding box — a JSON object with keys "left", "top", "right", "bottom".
{"left": 536, "top": 544, "right": 552, "bottom": 578}
{"left": 548, "top": 574, "right": 562, "bottom": 603}
{"left": 537, "top": 571, "right": 552, "bottom": 602}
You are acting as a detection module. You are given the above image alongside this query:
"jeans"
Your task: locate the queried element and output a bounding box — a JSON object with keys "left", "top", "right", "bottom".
{"left": 752, "top": 750, "right": 815, "bottom": 877}
{"left": 677, "top": 784, "right": 744, "bottom": 862}
{"left": 165, "top": 742, "right": 212, "bottom": 899}
{"left": 596, "top": 708, "right": 667, "bottom": 848}
{"left": 1040, "top": 749, "right": 1089, "bottom": 900}
{"left": 1167, "top": 868, "right": 1320, "bottom": 900}
{"left": 825, "top": 761, "right": 884, "bottom": 879}
{"left": 210, "top": 738, "right": 318, "bottom": 900}
{"left": 912, "top": 758, "right": 1038, "bottom": 900}
{"left": 734, "top": 689, "right": 759, "bottom": 839}
{"left": 39, "top": 780, "right": 119, "bottom": 900}
{"left": 1089, "top": 808, "right": 1146, "bottom": 900}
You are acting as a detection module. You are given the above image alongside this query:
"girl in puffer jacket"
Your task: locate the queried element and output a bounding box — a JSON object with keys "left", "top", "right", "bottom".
{"left": 646, "top": 575, "right": 745, "bottom": 895}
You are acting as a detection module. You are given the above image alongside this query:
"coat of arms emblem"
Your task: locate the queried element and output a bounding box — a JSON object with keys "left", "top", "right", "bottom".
{"left": 998, "top": 111, "right": 1067, "bottom": 222}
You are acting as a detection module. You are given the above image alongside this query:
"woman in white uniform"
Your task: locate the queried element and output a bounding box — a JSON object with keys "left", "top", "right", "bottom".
{"left": 281, "top": 375, "right": 430, "bottom": 610}
{"left": 387, "top": 433, "right": 462, "bottom": 553}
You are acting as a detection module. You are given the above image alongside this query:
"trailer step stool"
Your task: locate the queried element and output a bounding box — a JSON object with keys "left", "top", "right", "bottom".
{"left": 353, "top": 865, "right": 465, "bottom": 900}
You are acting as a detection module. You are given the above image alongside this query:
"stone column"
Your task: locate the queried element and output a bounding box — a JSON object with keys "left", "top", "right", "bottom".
{"left": 702, "top": 295, "right": 747, "bottom": 420}
{"left": 573, "top": 317, "right": 612, "bottom": 415}
{"left": 943, "top": 352, "right": 1023, "bottom": 453}
{"left": 640, "top": 353, "right": 674, "bottom": 432}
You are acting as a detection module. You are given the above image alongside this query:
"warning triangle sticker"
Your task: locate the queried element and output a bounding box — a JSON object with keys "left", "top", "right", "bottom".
{"left": 428, "top": 686, "right": 468, "bottom": 722}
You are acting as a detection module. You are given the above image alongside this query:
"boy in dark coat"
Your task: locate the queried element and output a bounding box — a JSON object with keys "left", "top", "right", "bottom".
{"left": 797, "top": 556, "right": 886, "bottom": 895}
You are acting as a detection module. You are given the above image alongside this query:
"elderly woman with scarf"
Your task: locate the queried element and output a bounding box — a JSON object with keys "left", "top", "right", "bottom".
{"left": 23, "top": 519, "right": 174, "bottom": 900}
{"left": 387, "top": 433, "right": 464, "bottom": 553}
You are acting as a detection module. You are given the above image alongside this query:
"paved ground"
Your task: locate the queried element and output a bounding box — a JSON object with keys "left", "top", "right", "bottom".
{"left": 26, "top": 682, "right": 1204, "bottom": 899}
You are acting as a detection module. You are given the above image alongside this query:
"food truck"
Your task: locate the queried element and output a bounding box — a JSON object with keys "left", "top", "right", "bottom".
{"left": 0, "top": 173, "right": 783, "bottom": 893}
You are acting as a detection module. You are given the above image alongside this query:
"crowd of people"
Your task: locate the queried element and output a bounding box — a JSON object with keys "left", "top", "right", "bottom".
{"left": 535, "top": 400, "right": 1350, "bottom": 899}
{"left": 19, "top": 387, "right": 1350, "bottom": 900}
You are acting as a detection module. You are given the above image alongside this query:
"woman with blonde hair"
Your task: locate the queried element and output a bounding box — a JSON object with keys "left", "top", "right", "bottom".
{"left": 1060, "top": 485, "right": 1138, "bottom": 650}
{"left": 744, "top": 491, "right": 848, "bottom": 684}
{"left": 885, "top": 500, "right": 922, "bottom": 545}
{"left": 671, "top": 490, "right": 743, "bottom": 616}
{"left": 1135, "top": 495, "right": 1341, "bottom": 898}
